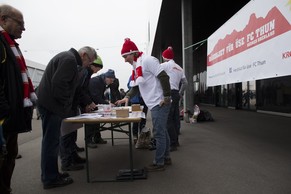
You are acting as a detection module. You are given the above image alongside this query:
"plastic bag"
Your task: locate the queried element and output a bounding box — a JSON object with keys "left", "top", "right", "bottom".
{"left": 190, "top": 105, "right": 200, "bottom": 123}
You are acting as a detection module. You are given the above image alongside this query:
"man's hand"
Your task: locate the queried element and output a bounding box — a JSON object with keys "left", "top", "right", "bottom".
{"left": 159, "top": 96, "right": 171, "bottom": 106}
{"left": 85, "top": 102, "right": 96, "bottom": 113}
{"left": 115, "top": 97, "right": 129, "bottom": 106}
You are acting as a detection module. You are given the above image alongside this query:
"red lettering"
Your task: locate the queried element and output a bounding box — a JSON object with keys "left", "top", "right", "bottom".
{"left": 282, "top": 51, "right": 291, "bottom": 59}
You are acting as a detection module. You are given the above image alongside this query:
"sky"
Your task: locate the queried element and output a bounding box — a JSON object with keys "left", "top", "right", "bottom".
{"left": 2, "top": 0, "right": 161, "bottom": 90}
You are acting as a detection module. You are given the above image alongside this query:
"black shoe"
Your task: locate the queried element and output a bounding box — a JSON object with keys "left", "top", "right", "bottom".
{"left": 87, "top": 141, "right": 98, "bottom": 149}
{"left": 145, "top": 164, "right": 165, "bottom": 172}
{"left": 76, "top": 146, "right": 85, "bottom": 152}
{"left": 73, "top": 154, "right": 86, "bottom": 164}
{"left": 95, "top": 138, "right": 107, "bottom": 144}
{"left": 170, "top": 146, "right": 177, "bottom": 152}
{"left": 43, "top": 177, "right": 73, "bottom": 190}
{"left": 59, "top": 172, "right": 70, "bottom": 179}
{"left": 16, "top": 154, "right": 22, "bottom": 159}
{"left": 164, "top": 158, "right": 172, "bottom": 165}
{"left": 61, "top": 163, "right": 84, "bottom": 171}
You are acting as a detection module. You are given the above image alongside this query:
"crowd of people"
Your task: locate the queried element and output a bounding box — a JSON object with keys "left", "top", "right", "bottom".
{"left": 0, "top": 3, "right": 188, "bottom": 192}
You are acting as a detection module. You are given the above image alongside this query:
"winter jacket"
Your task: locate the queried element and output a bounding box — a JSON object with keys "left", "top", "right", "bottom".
{"left": 88, "top": 74, "right": 109, "bottom": 105}
{"left": 37, "top": 48, "right": 81, "bottom": 118}
{"left": 0, "top": 34, "right": 33, "bottom": 134}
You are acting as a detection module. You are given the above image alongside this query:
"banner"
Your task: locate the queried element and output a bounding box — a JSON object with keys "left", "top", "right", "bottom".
{"left": 207, "top": 0, "right": 291, "bottom": 86}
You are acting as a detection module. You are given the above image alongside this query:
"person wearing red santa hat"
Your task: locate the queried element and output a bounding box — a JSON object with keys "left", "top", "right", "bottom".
{"left": 116, "top": 38, "right": 172, "bottom": 171}
{"left": 161, "top": 46, "right": 188, "bottom": 152}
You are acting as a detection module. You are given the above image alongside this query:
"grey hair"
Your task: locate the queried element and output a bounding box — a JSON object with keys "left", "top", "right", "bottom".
{"left": 0, "top": 4, "right": 21, "bottom": 18}
{"left": 78, "top": 46, "right": 97, "bottom": 60}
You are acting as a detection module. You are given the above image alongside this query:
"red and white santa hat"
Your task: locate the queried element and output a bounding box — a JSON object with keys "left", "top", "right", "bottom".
{"left": 162, "top": 46, "right": 174, "bottom": 60}
{"left": 121, "top": 38, "right": 139, "bottom": 56}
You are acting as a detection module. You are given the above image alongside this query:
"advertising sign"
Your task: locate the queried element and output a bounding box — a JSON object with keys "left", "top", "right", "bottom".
{"left": 207, "top": 0, "right": 291, "bottom": 86}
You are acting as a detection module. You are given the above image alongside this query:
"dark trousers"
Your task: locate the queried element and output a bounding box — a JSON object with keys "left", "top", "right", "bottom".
{"left": 60, "top": 130, "right": 78, "bottom": 166}
{"left": 0, "top": 133, "right": 18, "bottom": 194}
{"left": 38, "top": 105, "right": 62, "bottom": 184}
{"left": 167, "top": 90, "right": 181, "bottom": 146}
{"left": 84, "top": 124, "right": 101, "bottom": 143}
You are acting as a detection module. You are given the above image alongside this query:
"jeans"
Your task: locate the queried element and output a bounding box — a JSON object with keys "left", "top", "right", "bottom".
{"left": 132, "top": 103, "right": 148, "bottom": 136}
{"left": 38, "top": 105, "right": 62, "bottom": 184}
{"left": 151, "top": 104, "right": 170, "bottom": 165}
{"left": 167, "top": 90, "right": 181, "bottom": 146}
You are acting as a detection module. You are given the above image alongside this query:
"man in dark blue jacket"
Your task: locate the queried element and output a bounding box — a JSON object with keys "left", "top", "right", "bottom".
{"left": 85, "top": 69, "right": 116, "bottom": 148}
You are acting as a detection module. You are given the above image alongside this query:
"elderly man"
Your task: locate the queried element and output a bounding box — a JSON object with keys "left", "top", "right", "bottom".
{"left": 37, "top": 46, "right": 97, "bottom": 189}
{"left": 0, "top": 4, "right": 37, "bottom": 194}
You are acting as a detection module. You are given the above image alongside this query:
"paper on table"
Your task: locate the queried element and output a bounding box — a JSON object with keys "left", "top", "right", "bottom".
{"left": 65, "top": 113, "right": 102, "bottom": 120}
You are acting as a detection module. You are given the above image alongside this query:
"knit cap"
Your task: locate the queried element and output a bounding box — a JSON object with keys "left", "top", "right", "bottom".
{"left": 162, "top": 46, "right": 174, "bottom": 60}
{"left": 91, "top": 55, "right": 103, "bottom": 68}
{"left": 104, "top": 69, "right": 115, "bottom": 79}
{"left": 121, "top": 38, "right": 139, "bottom": 56}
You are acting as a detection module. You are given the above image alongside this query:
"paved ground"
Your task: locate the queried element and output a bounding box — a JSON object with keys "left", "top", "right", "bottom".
{"left": 12, "top": 105, "right": 291, "bottom": 194}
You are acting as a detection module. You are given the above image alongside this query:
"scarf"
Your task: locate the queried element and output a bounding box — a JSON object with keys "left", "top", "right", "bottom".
{"left": 0, "top": 26, "right": 37, "bottom": 107}
{"left": 129, "top": 52, "right": 144, "bottom": 87}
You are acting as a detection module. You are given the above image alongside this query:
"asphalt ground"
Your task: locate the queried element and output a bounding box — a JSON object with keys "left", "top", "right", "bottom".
{"left": 12, "top": 105, "right": 291, "bottom": 194}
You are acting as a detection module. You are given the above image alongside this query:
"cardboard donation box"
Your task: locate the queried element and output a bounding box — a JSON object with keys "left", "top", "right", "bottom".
{"left": 131, "top": 104, "right": 141, "bottom": 111}
{"left": 116, "top": 108, "right": 129, "bottom": 117}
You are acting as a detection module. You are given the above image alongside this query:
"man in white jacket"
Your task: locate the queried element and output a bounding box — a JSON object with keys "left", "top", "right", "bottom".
{"left": 161, "top": 46, "right": 188, "bottom": 151}
{"left": 116, "top": 38, "right": 172, "bottom": 172}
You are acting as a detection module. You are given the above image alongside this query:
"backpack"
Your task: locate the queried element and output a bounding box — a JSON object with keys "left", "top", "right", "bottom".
{"left": 197, "top": 110, "right": 214, "bottom": 122}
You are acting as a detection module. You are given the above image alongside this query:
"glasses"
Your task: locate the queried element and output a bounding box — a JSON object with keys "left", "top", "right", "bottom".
{"left": 6, "top": 16, "right": 25, "bottom": 28}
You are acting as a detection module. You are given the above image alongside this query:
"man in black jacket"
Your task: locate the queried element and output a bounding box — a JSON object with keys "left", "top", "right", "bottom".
{"left": 37, "top": 46, "right": 97, "bottom": 189}
{"left": 59, "top": 56, "right": 103, "bottom": 171}
{"left": 0, "top": 4, "right": 37, "bottom": 194}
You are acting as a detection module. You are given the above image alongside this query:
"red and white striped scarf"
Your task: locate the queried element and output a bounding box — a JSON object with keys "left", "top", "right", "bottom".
{"left": 129, "top": 52, "right": 144, "bottom": 87}
{"left": 0, "top": 26, "right": 37, "bottom": 107}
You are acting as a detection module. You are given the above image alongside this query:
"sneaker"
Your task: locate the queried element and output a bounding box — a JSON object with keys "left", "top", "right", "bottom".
{"left": 95, "top": 138, "right": 107, "bottom": 144}
{"left": 145, "top": 164, "right": 165, "bottom": 172}
{"left": 87, "top": 142, "right": 98, "bottom": 149}
{"left": 61, "top": 163, "right": 84, "bottom": 171}
{"left": 43, "top": 177, "right": 73, "bottom": 190}
{"left": 164, "top": 158, "right": 172, "bottom": 165}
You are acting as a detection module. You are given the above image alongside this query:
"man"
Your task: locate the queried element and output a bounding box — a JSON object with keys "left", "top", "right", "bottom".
{"left": 0, "top": 4, "right": 37, "bottom": 194}
{"left": 59, "top": 55, "right": 103, "bottom": 172}
{"left": 109, "top": 77, "right": 121, "bottom": 104}
{"left": 116, "top": 38, "right": 172, "bottom": 171}
{"left": 127, "top": 74, "right": 149, "bottom": 144}
{"left": 161, "top": 46, "right": 188, "bottom": 151}
{"left": 85, "top": 69, "right": 116, "bottom": 148}
{"left": 37, "top": 46, "right": 97, "bottom": 189}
